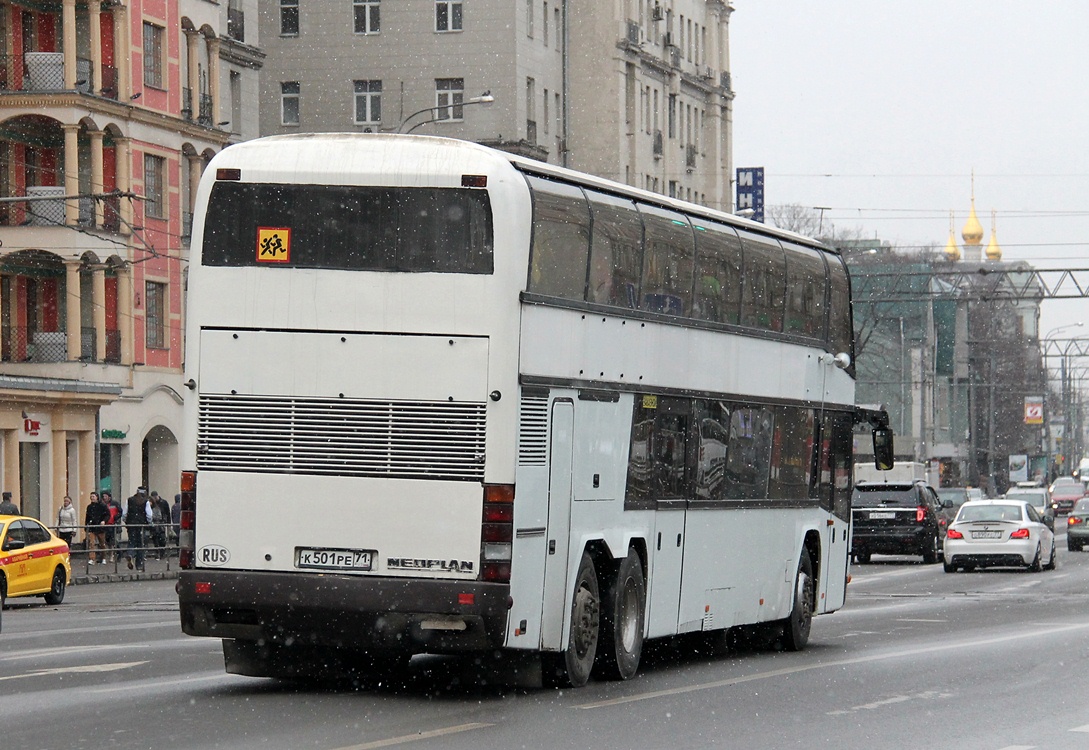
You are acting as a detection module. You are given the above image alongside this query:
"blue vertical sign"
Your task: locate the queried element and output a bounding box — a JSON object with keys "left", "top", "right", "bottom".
{"left": 736, "top": 167, "right": 765, "bottom": 223}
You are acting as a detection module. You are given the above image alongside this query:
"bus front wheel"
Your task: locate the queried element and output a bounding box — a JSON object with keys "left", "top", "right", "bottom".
{"left": 780, "top": 553, "right": 814, "bottom": 652}
{"left": 595, "top": 548, "right": 645, "bottom": 681}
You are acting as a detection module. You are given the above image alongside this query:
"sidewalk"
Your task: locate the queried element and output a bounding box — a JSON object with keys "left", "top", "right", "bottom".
{"left": 69, "top": 553, "right": 180, "bottom": 585}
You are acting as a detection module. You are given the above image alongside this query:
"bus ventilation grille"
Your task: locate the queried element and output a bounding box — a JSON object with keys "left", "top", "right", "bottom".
{"left": 197, "top": 394, "right": 486, "bottom": 481}
{"left": 517, "top": 394, "right": 548, "bottom": 466}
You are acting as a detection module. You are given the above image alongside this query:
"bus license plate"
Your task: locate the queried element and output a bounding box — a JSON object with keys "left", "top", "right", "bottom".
{"left": 295, "top": 547, "right": 374, "bottom": 571}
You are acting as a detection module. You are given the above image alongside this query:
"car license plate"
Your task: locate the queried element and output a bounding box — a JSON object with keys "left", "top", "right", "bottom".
{"left": 869, "top": 511, "right": 896, "bottom": 519}
{"left": 970, "top": 531, "right": 1002, "bottom": 539}
{"left": 295, "top": 547, "right": 374, "bottom": 571}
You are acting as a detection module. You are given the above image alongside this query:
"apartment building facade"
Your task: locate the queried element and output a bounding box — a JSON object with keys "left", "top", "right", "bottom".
{"left": 0, "top": 0, "right": 258, "bottom": 524}
{"left": 258, "top": 0, "right": 735, "bottom": 208}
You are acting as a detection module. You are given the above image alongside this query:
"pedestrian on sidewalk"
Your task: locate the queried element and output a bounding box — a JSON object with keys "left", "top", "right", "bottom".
{"left": 171, "top": 494, "right": 182, "bottom": 546}
{"left": 103, "top": 491, "right": 123, "bottom": 562}
{"left": 57, "top": 495, "right": 78, "bottom": 547}
{"left": 150, "top": 491, "right": 168, "bottom": 559}
{"left": 85, "top": 491, "right": 108, "bottom": 564}
{"left": 0, "top": 491, "right": 18, "bottom": 515}
{"left": 125, "top": 486, "right": 150, "bottom": 572}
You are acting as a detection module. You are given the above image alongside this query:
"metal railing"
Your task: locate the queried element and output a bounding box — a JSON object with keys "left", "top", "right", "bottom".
{"left": 0, "top": 326, "right": 122, "bottom": 364}
{"left": 0, "top": 53, "right": 96, "bottom": 92}
{"left": 1, "top": 327, "right": 67, "bottom": 362}
{"left": 54, "top": 522, "right": 179, "bottom": 575}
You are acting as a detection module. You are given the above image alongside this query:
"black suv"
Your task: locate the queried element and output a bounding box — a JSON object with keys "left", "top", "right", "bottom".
{"left": 851, "top": 481, "right": 943, "bottom": 564}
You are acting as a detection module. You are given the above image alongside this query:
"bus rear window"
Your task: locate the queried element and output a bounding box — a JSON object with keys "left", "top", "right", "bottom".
{"left": 201, "top": 182, "right": 493, "bottom": 273}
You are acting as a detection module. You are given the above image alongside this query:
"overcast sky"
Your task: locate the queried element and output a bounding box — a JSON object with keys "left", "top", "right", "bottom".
{"left": 730, "top": 1, "right": 1089, "bottom": 335}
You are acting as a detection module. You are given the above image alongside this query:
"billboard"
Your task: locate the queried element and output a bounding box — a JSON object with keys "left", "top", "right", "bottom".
{"left": 736, "top": 167, "right": 765, "bottom": 223}
{"left": 1024, "top": 396, "right": 1044, "bottom": 425}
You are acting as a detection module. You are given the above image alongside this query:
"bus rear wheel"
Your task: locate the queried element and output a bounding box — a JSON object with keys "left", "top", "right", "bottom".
{"left": 595, "top": 548, "right": 645, "bottom": 681}
{"left": 780, "top": 553, "right": 814, "bottom": 652}
{"left": 546, "top": 552, "right": 600, "bottom": 688}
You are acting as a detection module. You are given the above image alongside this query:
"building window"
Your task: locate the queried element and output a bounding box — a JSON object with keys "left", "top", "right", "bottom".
{"left": 526, "top": 0, "right": 533, "bottom": 37}
{"left": 142, "top": 22, "right": 163, "bottom": 88}
{"left": 526, "top": 76, "right": 536, "bottom": 144}
{"left": 354, "top": 0, "right": 379, "bottom": 33}
{"left": 280, "top": 0, "right": 299, "bottom": 35}
{"left": 354, "top": 80, "right": 381, "bottom": 124}
{"left": 227, "top": 0, "right": 245, "bottom": 42}
{"left": 143, "top": 154, "right": 165, "bottom": 218}
{"left": 543, "top": 88, "right": 549, "bottom": 135}
{"left": 554, "top": 6, "right": 560, "bottom": 50}
{"left": 281, "top": 81, "right": 300, "bottom": 125}
{"left": 435, "top": 78, "right": 464, "bottom": 121}
{"left": 542, "top": 2, "right": 548, "bottom": 46}
{"left": 145, "top": 281, "right": 166, "bottom": 349}
{"left": 435, "top": 0, "right": 462, "bottom": 32}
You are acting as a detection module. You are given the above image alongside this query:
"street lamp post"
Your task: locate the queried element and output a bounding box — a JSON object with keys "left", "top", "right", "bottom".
{"left": 1043, "top": 322, "right": 1084, "bottom": 480}
{"left": 396, "top": 91, "right": 495, "bottom": 134}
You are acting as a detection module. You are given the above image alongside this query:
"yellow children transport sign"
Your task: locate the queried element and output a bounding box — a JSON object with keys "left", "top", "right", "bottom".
{"left": 256, "top": 227, "right": 291, "bottom": 263}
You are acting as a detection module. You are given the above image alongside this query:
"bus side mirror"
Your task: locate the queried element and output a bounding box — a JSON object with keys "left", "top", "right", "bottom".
{"left": 872, "top": 427, "right": 894, "bottom": 471}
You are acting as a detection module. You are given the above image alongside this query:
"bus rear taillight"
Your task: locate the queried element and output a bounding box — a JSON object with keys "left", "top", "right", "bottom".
{"left": 179, "top": 470, "right": 197, "bottom": 569}
{"left": 481, "top": 484, "right": 514, "bottom": 583}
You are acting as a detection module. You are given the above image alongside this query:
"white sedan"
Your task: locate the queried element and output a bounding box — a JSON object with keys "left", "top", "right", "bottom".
{"left": 943, "top": 499, "right": 1056, "bottom": 573}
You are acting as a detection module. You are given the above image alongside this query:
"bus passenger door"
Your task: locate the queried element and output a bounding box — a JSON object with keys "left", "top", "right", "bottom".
{"left": 646, "top": 507, "right": 686, "bottom": 637}
{"left": 540, "top": 400, "right": 574, "bottom": 650}
{"left": 818, "top": 412, "right": 852, "bottom": 611}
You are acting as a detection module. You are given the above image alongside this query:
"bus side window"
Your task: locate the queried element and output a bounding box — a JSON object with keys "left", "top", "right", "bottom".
{"left": 723, "top": 405, "right": 774, "bottom": 500}
{"left": 738, "top": 231, "right": 786, "bottom": 333}
{"left": 819, "top": 412, "right": 853, "bottom": 520}
{"left": 586, "top": 191, "right": 643, "bottom": 307}
{"left": 526, "top": 176, "right": 591, "bottom": 299}
{"left": 783, "top": 243, "right": 827, "bottom": 338}
{"left": 826, "top": 255, "right": 853, "bottom": 359}
{"left": 769, "top": 406, "right": 815, "bottom": 500}
{"left": 625, "top": 395, "right": 690, "bottom": 507}
{"left": 694, "top": 399, "right": 731, "bottom": 501}
{"left": 637, "top": 204, "right": 694, "bottom": 317}
{"left": 692, "top": 221, "right": 742, "bottom": 325}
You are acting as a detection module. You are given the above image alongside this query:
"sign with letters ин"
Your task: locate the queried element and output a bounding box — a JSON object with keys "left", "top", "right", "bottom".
{"left": 735, "top": 167, "right": 765, "bottom": 223}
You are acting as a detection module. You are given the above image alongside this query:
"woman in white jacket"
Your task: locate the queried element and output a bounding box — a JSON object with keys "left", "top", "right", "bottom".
{"left": 57, "top": 495, "right": 78, "bottom": 547}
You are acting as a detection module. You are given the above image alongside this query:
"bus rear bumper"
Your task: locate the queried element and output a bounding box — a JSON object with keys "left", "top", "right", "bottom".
{"left": 178, "top": 569, "right": 511, "bottom": 653}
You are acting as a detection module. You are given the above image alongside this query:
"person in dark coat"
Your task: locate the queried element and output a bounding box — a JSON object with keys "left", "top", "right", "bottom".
{"left": 103, "top": 491, "right": 123, "bottom": 562}
{"left": 0, "top": 491, "right": 18, "bottom": 515}
{"left": 124, "top": 486, "right": 150, "bottom": 572}
{"left": 84, "top": 492, "right": 109, "bottom": 564}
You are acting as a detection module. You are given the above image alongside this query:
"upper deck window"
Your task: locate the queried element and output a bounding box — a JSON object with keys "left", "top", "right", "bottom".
{"left": 201, "top": 182, "right": 493, "bottom": 274}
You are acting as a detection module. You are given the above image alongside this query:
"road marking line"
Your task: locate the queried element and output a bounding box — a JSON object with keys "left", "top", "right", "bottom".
{"left": 333, "top": 723, "right": 494, "bottom": 750}
{"left": 0, "top": 661, "right": 147, "bottom": 682}
{"left": 1070, "top": 724, "right": 1089, "bottom": 733}
{"left": 575, "top": 621, "right": 1089, "bottom": 710}
{"left": 826, "top": 690, "right": 951, "bottom": 715}
{"left": 895, "top": 618, "right": 948, "bottom": 623}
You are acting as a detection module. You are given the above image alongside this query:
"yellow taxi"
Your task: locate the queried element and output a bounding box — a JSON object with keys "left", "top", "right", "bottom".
{"left": 1, "top": 514, "right": 71, "bottom": 608}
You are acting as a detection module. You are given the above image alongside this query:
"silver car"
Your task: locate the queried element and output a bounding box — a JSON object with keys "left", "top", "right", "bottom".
{"left": 943, "top": 499, "right": 1056, "bottom": 573}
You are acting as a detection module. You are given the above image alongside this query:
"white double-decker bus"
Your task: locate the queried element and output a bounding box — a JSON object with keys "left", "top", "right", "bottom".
{"left": 177, "top": 133, "right": 891, "bottom": 686}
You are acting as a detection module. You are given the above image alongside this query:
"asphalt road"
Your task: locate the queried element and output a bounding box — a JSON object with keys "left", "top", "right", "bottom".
{"left": 4, "top": 532, "right": 1089, "bottom": 750}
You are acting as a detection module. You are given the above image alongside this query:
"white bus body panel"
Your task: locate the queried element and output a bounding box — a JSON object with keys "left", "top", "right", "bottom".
{"left": 192, "top": 329, "right": 493, "bottom": 578}
{"left": 519, "top": 305, "right": 854, "bottom": 406}
{"left": 195, "top": 472, "right": 482, "bottom": 577}
{"left": 199, "top": 330, "right": 489, "bottom": 403}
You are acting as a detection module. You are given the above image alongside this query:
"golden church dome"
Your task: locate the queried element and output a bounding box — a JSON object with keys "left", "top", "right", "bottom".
{"left": 985, "top": 210, "right": 1002, "bottom": 261}
{"left": 962, "top": 200, "right": 984, "bottom": 246}
{"left": 944, "top": 231, "right": 961, "bottom": 261}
